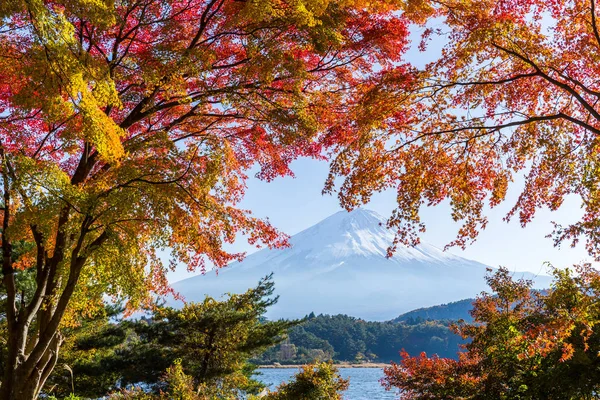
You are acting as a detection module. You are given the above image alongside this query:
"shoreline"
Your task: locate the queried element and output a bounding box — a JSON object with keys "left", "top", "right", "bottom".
{"left": 257, "top": 362, "right": 389, "bottom": 369}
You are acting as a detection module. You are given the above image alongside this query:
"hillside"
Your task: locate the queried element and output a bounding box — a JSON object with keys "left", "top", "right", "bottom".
{"left": 392, "top": 298, "right": 475, "bottom": 323}
{"left": 253, "top": 314, "right": 465, "bottom": 365}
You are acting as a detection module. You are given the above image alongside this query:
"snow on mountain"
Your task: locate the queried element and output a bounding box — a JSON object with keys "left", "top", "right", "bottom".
{"left": 171, "top": 209, "right": 551, "bottom": 321}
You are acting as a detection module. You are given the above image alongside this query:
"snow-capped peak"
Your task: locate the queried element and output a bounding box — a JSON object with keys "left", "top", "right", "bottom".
{"left": 316, "top": 208, "right": 387, "bottom": 230}
{"left": 286, "top": 208, "right": 459, "bottom": 263}
{"left": 208, "top": 208, "right": 466, "bottom": 275}
{"left": 289, "top": 208, "right": 391, "bottom": 259}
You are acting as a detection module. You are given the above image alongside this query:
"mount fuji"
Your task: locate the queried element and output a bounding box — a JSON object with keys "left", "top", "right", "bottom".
{"left": 171, "top": 209, "right": 550, "bottom": 320}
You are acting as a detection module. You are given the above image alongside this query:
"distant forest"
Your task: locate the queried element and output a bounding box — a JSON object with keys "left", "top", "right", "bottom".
{"left": 253, "top": 312, "right": 467, "bottom": 365}
{"left": 254, "top": 299, "right": 476, "bottom": 365}
{"left": 392, "top": 298, "right": 475, "bottom": 323}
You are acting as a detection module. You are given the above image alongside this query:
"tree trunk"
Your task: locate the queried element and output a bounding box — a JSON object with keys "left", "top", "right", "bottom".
{"left": 1, "top": 365, "right": 45, "bottom": 400}
{"left": 0, "top": 326, "right": 63, "bottom": 400}
{"left": 0, "top": 230, "right": 106, "bottom": 399}
{"left": 0, "top": 131, "right": 102, "bottom": 400}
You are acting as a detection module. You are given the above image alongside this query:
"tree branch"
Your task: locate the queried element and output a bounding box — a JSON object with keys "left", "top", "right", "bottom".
{"left": 492, "top": 43, "right": 600, "bottom": 123}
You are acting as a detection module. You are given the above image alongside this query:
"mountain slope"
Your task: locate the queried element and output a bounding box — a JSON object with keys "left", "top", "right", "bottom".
{"left": 171, "top": 209, "right": 550, "bottom": 320}
{"left": 392, "top": 299, "right": 476, "bottom": 323}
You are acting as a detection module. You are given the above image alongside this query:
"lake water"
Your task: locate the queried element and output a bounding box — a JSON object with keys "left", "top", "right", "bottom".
{"left": 255, "top": 367, "right": 398, "bottom": 399}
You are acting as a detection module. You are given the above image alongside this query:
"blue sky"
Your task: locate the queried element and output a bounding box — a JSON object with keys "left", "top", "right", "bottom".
{"left": 168, "top": 20, "right": 594, "bottom": 283}
{"left": 168, "top": 157, "right": 593, "bottom": 282}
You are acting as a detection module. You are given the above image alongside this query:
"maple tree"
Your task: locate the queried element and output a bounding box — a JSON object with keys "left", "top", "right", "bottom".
{"left": 327, "top": 0, "right": 600, "bottom": 255}
{"left": 382, "top": 266, "right": 600, "bottom": 399}
{"left": 0, "top": 0, "right": 410, "bottom": 398}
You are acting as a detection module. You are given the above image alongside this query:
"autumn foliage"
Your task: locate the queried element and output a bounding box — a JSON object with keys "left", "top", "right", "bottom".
{"left": 5, "top": 0, "right": 600, "bottom": 397}
{"left": 383, "top": 266, "right": 600, "bottom": 399}
{"left": 327, "top": 0, "right": 600, "bottom": 256}
{"left": 0, "top": 0, "right": 411, "bottom": 398}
